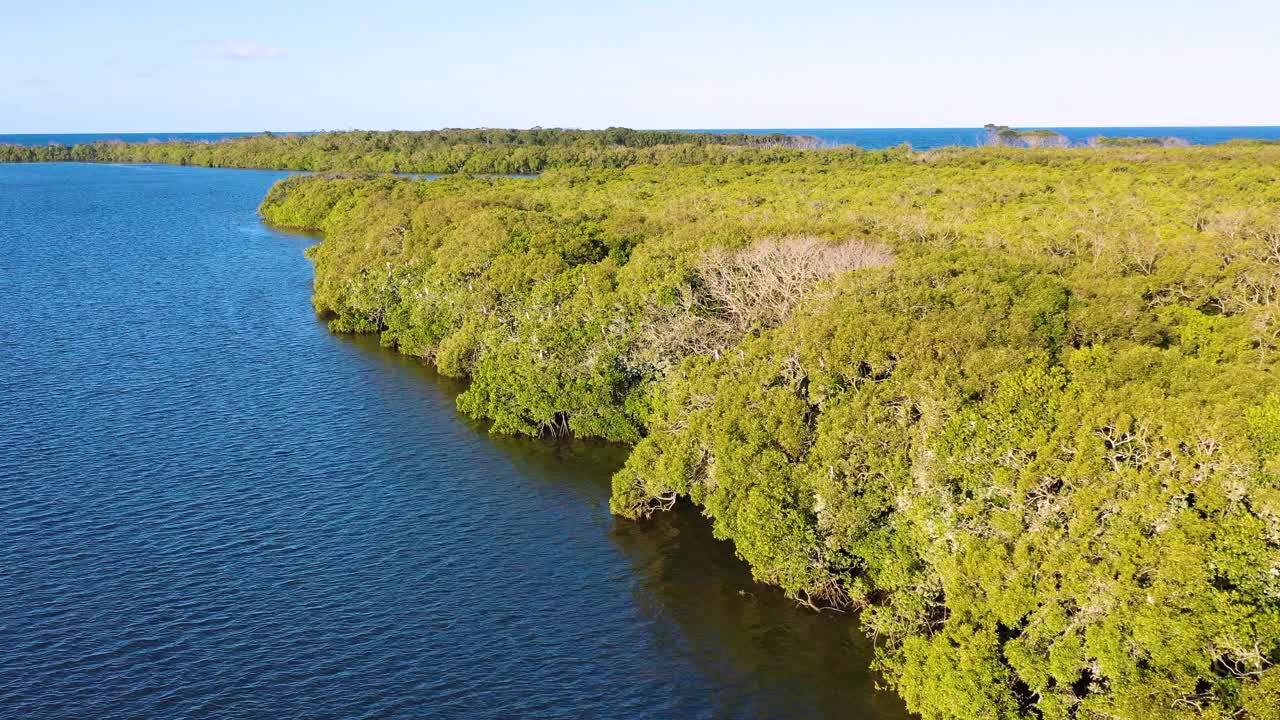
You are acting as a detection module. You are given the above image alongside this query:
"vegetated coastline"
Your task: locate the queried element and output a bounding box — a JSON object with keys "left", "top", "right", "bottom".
{"left": 0, "top": 127, "right": 826, "bottom": 174}
{"left": 983, "top": 124, "right": 1075, "bottom": 148}
{"left": 982, "top": 124, "right": 1196, "bottom": 149}
{"left": 252, "top": 140, "right": 1280, "bottom": 720}
{"left": 3, "top": 125, "right": 1273, "bottom": 175}
{"left": 1088, "top": 136, "right": 1192, "bottom": 148}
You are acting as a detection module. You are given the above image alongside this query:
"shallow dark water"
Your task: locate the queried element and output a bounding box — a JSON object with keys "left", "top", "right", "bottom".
{"left": 0, "top": 163, "right": 906, "bottom": 719}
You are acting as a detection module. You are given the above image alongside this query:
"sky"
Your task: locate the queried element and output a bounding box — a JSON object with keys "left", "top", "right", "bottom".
{"left": 2, "top": 0, "right": 1276, "bottom": 132}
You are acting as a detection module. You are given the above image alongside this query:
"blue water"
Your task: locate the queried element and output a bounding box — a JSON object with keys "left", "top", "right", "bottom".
{"left": 5, "top": 127, "right": 1279, "bottom": 151}
{"left": 0, "top": 163, "right": 905, "bottom": 720}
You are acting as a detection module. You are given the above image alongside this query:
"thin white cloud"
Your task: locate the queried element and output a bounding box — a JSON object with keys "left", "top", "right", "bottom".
{"left": 205, "top": 43, "right": 287, "bottom": 61}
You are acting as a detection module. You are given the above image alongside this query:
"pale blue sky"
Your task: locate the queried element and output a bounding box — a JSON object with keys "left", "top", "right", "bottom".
{"left": 2, "top": 0, "right": 1275, "bottom": 132}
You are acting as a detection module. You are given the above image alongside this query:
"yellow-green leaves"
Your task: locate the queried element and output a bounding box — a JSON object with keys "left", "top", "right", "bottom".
{"left": 255, "top": 144, "right": 1280, "bottom": 720}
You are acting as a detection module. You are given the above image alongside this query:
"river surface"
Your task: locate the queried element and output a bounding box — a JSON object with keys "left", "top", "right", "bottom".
{"left": 0, "top": 163, "right": 907, "bottom": 719}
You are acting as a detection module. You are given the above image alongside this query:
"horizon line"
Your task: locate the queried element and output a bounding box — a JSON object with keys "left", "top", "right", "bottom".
{"left": 4, "top": 124, "right": 1280, "bottom": 135}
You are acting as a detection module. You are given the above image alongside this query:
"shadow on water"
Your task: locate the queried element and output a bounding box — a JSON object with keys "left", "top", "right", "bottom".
{"left": 333, "top": 332, "right": 909, "bottom": 720}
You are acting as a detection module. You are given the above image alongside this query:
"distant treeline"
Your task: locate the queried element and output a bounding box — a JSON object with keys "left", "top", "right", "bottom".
{"left": 0, "top": 128, "right": 828, "bottom": 174}
{"left": 983, "top": 124, "right": 1074, "bottom": 148}
{"left": 4, "top": 127, "right": 1275, "bottom": 173}
{"left": 1088, "top": 135, "right": 1192, "bottom": 148}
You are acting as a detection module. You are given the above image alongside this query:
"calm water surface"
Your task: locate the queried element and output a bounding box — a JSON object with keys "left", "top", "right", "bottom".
{"left": 0, "top": 163, "right": 907, "bottom": 719}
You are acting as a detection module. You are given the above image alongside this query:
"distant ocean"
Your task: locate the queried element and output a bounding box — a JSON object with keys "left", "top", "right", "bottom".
{"left": 3, "top": 127, "right": 1279, "bottom": 152}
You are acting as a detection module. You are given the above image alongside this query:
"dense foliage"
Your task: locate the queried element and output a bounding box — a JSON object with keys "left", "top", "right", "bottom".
{"left": 1090, "top": 136, "right": 1192, "bottom": 149}
{"left": 0, "top": 128, "right": 822, "bottom": 174}
{"left": 257, "top": 143, "right": 1278, "bottom": 719}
